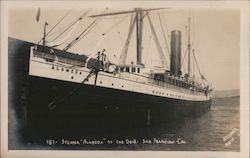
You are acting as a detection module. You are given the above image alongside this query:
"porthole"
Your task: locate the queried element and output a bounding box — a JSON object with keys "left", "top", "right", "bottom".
{"left": 71, "top": 76, "right": 74, "bottom": 79}
{"left": 159, "top": 92, "right": 161, "bottom": 95}
{"left": 122, "top": 85, "right": 124, "bottom": 88}
{"left": 80, "top": 72, "right": 82, "bottom": 75}
{"left": 156, "top": 91, "right": 158, "bottom": 94}
{"left": 153, "top": 90, "right": 154, "bottom": 93}
{"left": 66, "top": 69, "right": 69, "bottom": 72}
{"left": 112, "top": 83, "right": 114, "bottom": 86}
{"left": 52, "top": 66, "right": 54, "bottom": 69}
{"left": 86, "top": 79, "right": 89, "bottom": 82}
{"left": 100, "top": 81, "right": 102, "bottom": 84}
{"left": 61, "top": 68, "right": 64, "bottom": 71}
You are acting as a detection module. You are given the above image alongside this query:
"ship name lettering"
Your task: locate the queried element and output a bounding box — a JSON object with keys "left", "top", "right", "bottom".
{"left": 82, "top": 139, "right": 104, "bottom": 145}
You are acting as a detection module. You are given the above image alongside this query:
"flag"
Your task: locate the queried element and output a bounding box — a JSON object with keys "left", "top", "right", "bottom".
{"left": 36, "top": 8, "right": 41, "bottom": 22}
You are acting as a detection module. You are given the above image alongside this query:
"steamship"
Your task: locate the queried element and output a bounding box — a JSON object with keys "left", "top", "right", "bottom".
{"left": 26, "top": 8, "right": 212, "bottom": 130}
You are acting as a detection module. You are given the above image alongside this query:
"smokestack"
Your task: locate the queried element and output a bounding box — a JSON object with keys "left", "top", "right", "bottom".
{"left": 170, "top": 30, "right": 182, "bottom": 77}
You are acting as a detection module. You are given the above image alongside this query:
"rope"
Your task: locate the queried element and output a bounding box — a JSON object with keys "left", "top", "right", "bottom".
{"left": 47, "top": 9, "right": 72, "bottom": 37}
{"left": 63, "top": 18, "right": 99, "bottom": 51}
{"left": 37, "top": 9, "right": 72, "bottom": 45}
{"left": 48, "top": 68, "right": 96, "bottom": 110}
{"left": 161, "top": 11, "right": 171, "bottom": 51}
{"left": 192, "top": 49, "right": 205, "bottom": 85}
{"left": 103, "top": 15, "right": 130, "bottom": 35}
{"left": 114, "top": 18, "right": 124, "bottom": 45}
{"left": 144, "top": 36, "right": 152, "bottom": 65}
{"left": 157, "top": 11, "right": 170, "bottom": 57}
{"left": 51, "top": 10, "right": 90, "bottom": 42}
{"left": 181, "top": 47, "right": 188, "bottom": 68}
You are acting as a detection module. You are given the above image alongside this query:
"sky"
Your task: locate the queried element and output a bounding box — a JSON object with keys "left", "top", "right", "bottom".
{"left": 8, "top": 7, "right": 240, "bottom": 91}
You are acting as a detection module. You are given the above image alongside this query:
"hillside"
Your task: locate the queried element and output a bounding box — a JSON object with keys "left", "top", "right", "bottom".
{"left": 212, "top": 89, "right": 240, "bottom": 98}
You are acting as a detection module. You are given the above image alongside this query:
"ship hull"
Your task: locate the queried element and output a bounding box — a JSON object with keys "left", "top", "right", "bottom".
{"left": 8, "top": 38, "right": 212, "bottom": 139}
{"left": 27, "top": 75, "right": 211, "bottom": 137}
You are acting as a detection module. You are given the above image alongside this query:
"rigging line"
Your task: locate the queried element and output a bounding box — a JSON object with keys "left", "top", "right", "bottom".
{"left": 144, "top": 36, "right": 152, "bottom": 65}
{"left": 51, "top": 10, "right": 90, "bottom": 42}
{"left": 181, "top": 47, "right": 188, "bottom": 68}
{"left": 114, "top": 18, "right": 124, "bottom": 45}
{"left": 157, "top": 11, "right": 170, "bottom": 57}
{"left": 76, "top": 20, "right": 99, "bottom": 44}
{"left": 63, "top": 18, "right": 99, "bottom": 51}
{"left": 161, "top": 12, "right": 170, "bottom": 46}
{"left": 192, "top": 50, "right": 205, "bottom": 85}
{"left": 47, "top": 9, "right": 72, "bottom": 37}
{"left": 51, "top": 19, "right": 79, "bottom": 42}
{"left": 103, "top": 14, "right": 130, "bottom": 35}
{"left": 96, "top": 24, "right": 116, "bottom": 56}
{"left": 37, "top": 9, "right": 72, "bottom": 44}
{"left": 80, "top": 15, "right": 128, "bottom": 52}
{"left": 48, "top": 68, "right": 96, "bottom": 110}
{"left": 146, "top": 11, "right": 166, "bottom": 67}
{"left": 193, "top": 53, "right": 195, "bottom": 79}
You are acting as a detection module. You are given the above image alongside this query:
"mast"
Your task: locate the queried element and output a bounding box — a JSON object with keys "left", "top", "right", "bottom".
{"left": 188, "top": 10, "right": 191, "bottom": 77}
{"left": 89, "top": 8, "right": 165, "bottom": 66}
{"left": 43, "top": 22, "right": 48, "bottom": 46}
{"left": 136, "top": 9, "right": 143, "bottom": 65}
{"left": 119, "top": 15, "right": 137, "bottom": 65}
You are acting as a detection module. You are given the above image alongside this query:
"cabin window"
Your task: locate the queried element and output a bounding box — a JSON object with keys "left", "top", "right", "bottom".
{"left": 79, "top": 72, "right": 82, "bottom": 74}
{"left": 153, "top": 90, "right": 154, "bottom": 93}
{"left": 66, "top": 69, "right": 69, "bottom": 72}
{"left": 120, "top": 68, "right": 124, "bottom": 72}
{"left": 122, "top": 85, "right": 124, "bottom": 88}
{"left": 71, "top": 70, "right": 74, "bottom": 73}
{"left": 126, "top": 67, "right": 130, "bottom": 72}
{"left": 137, "top": 68, "right": 140, "bottom": 73}
{"left": 112, "top": 83, "right": 114, "bottom": 86}
{"left": 52, "top": 66, "right": 54, "bottom": 69}
{"left": 71, "top": 76, "right": 74, "bottom": 79}
{"left": 100, "top": 81, "right": 102, "bottom": 84}
{"left": 132, "top": 67, "right": 136, "bottom": 72}
{"left": 61, "top": 68, "right": 64, "bottom": 71}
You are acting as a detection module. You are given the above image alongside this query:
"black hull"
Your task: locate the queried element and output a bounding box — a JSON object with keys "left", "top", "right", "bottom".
{"left": 27, "top": 75, "right": 211, "bottom": 136}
